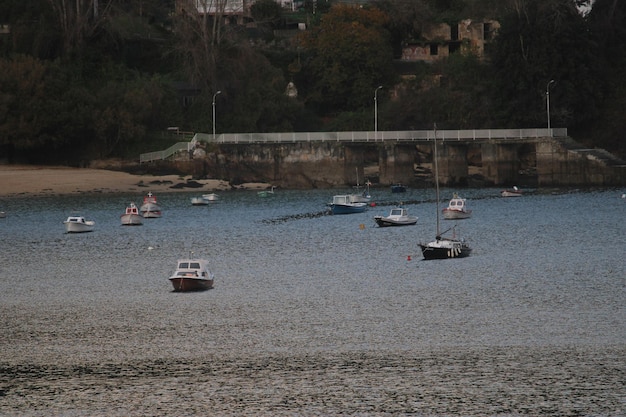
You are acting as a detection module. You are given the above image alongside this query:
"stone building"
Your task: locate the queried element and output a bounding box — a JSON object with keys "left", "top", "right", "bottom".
{"left": 401, "top": 19, "right": 500, "bottom": 63}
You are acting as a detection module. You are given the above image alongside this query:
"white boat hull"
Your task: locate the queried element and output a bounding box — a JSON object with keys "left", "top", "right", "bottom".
{"left": 442, "top": 209, "right": 472, "bottom": 220}
{"left": 191, "top": 197, "right": 209, "bottom": 205}
{"left": 121, "top": 214, "right": 143, "bottom": 225}
{"left": 64, "top": 220, "right": 95, "bottom": 233}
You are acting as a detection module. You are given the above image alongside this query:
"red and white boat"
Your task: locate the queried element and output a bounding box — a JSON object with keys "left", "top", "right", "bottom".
{"left": 140, "top": 192, "right": 162, "bottom": 218}
{"left": 501, "top": 186, "right": 523, "bottom": 197}
{"left": 121, "top": 202, "right": 143, "bottom": 225}
{"left": 168, "top": 257, "right": 215, "bottom": 292}
{"left": 442, "top": 193, "right": 472, "bottom": 220}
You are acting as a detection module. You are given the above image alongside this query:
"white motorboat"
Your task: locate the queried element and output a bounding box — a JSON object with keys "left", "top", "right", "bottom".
{"left": 140, "top": 192, "right": 162, "bottom": 218}
{"left": 120, "top": 202, "right": 143, "bottom": 225}
{"left": 191, "top": 196, "right": 209, "bottom": 205}
{"left": 63, "top": 216, "right": 95, "bottom": 233}
{"left": 168, "top": 257, "right": 215, "bottom": 292}
{"left": 501, "top": 186, "right": 523, "bottom": 197}
{"left": 442, "top": 193, "right": 472, "bottom": 220}
{"left": 0, "top": 211, "right": 5, "bottom": 218}
{"left": 202, "top": 193, "right": 219, "bottom": 201}
{"left": 374, "top": 207, "right": 417, "bottom": 227}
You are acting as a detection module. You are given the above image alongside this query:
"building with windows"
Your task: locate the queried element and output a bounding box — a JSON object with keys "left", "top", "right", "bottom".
{"left": 401, "top": 19, "right": 499, "bottom": 63}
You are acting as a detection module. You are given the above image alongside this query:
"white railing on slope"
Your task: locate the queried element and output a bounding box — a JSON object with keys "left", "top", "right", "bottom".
{"left": 139, "top": 142, "right": 192, "bottom": 164}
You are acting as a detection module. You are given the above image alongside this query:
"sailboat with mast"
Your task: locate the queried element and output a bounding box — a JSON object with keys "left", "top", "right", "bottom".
{"left": 419, "top": 124, "right": 472, "bottom": 260}
{"left": 349, "top": 168, "right": 371, "bottom": 203}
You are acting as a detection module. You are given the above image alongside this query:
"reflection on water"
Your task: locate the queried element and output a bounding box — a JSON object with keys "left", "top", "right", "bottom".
{"left": 1, "top": 188, "right": 625, "bottom": 416}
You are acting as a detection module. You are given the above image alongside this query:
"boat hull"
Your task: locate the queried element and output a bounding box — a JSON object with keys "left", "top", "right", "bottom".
{"left": 331, "top": 204, "right": 367, "bottom": 214}
{"left": 501, "top": 190, "right": 522, "bottom": 197}
{"left": 191, "top": 197, "right": 209, "bottom": 205}
{"left": 442, "top": 209, "right": 472, "bottom": 220}
{"left": 419, "top": 241, "right": 472, "bottom": 260}
{"left": 374, "top": 216, "right": 417, "bottom": 227}
{"left": 121, "top": 214, "right": 143, "bottom": 225}
{"left": 64, "top": 223, "right": 94, "bottom": 233}
{"left": 169, "top": 277, "right": 214, "bottom": 292}
{"left": 202, "top": 193, "right": 219, "bottom": 201}
{"left": 141, "top": 210, "right": 162, "bottom": 218}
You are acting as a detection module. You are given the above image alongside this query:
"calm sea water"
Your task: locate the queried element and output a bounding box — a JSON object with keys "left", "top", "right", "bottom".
{"left": 1, "top": 187, "right": 625, "bottom": 416}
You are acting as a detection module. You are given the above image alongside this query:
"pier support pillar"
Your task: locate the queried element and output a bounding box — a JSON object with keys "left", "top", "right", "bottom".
{"left": 437, "top": 144, "right": 469, "bottom": 186}
{"left": 378, "top": 144, "right": 415, "bottom": 185}
{"left": 481, "top": 142, "right": 520, "bottom": 185}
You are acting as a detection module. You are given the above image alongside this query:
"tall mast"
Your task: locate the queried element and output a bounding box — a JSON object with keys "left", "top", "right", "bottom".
{"left": 433, "top": 123, "right": 440, "bottom": 237}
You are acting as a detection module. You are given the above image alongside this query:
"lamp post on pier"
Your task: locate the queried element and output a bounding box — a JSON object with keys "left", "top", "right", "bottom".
{"left": 546, "top": 80, "right": 555, "bottom": 137}
{"left": 212, "top": 90, "right": 222, "bottom": 140}
{"left": 374, "top": 85, "right": 383, "bottom": 135}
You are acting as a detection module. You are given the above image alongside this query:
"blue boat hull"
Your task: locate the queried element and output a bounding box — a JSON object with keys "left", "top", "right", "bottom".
{"left": 331, "top": 204, "right": 367, "bottom": 215}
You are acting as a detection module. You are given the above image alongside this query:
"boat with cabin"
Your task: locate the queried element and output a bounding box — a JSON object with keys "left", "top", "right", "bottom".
{"left": 374, "top": 207, "right": 417, "bottom": 227}
{"left": 168, "top": 257, "right": 215, "bottom": 292}
{"left": 140, "top": 192, "right": 162, "bottom": 218}
{"left": 63, "top": 216, "right": 95, "bottom": 233}
{"left": 328, "top": 194, "right": 367, "bottom": 214}
{"left": 120, "top": 202, "right": 143, "bottom": 225}
{"left": 442, "top": 193, "right": 472, "bottom": 220}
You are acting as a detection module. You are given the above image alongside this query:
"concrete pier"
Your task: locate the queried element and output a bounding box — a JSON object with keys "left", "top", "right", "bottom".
{"left": 149, "top": 133, "right": 625, "bottom": 188}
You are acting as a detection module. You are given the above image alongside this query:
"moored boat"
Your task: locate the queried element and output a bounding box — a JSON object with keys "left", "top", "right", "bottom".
{"left": 419, "top": 124, "right": 472, "bottom": 260}
{"left": 63, "top": 216, "right": 95, "bottom": 233}
{"left": 140, "top": 192, "right": 162, "bottom": 218}
{"left": 202, "top": 193, "right": 219, "bottom": 201}
{"left": 442, "top": 193, "right": 472, "bottom": 220}
{"left": 191, "top": 196, "right": 209, "bottom": 205}
{"left": 419, "top": 232, "right": 472, "bottom": 259}
{"left": 501, "top": 186, "right": 523, "bottom": 197}
{"left": 391, "top": 183, "right": 407, "bottom": 193}
{"left": 349, "top": 170, "right": 372, "bottom": 203}
{"left": 258, "top": 186, "right": 276, "bottom": 197}
{"left": 374, "top": 207, "right": 417, "bottom": 227}
{"left": 120, "top": 202, "right": 143, "bottom": 225}
{"left": 328, "top": 194, "right": 367, "bottom": 214}
{"left": 168, "top": 257, "right": 215, "bottom": 292}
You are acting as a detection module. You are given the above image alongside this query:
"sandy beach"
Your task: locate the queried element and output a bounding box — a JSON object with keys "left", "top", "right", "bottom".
{"left": 0, "top": 165, "right": 268, "bottom": 198}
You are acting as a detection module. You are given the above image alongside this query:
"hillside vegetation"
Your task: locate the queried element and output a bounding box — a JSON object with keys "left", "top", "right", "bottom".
{"left": 0, "top": 0, "right": 623, "bottom": 164}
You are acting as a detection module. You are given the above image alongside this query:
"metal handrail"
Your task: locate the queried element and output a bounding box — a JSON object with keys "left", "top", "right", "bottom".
{"left": 140, "top": 128, "right": 567, "bottom": 163}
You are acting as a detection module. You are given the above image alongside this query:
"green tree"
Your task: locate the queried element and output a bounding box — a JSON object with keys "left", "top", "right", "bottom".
{"left": 585, "top": 0, "right": 626, "bottom": 156}
{"left": 297, "top": 4, "right": 396, "bottom": 117}
{"left": 488, "top": 0, "right": 601, "bottom": 129}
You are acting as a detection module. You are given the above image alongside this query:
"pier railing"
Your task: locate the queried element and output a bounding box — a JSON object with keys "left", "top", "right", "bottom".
{"left": 140, "top": 128, "right": 567, "bottom": 163}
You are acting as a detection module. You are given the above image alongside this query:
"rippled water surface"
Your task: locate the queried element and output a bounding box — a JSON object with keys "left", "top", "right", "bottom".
{"left": 1, "top": 187, "right": 625, "bottom": 416}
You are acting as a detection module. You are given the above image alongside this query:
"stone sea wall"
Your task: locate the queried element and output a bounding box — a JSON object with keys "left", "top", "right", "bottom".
{"left": 138, "top": 138, "right": 625, "bottom": 189}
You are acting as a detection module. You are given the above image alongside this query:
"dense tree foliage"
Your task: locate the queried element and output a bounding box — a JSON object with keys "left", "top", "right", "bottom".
{"left": 296, "top": 5, "right": 396, "bottom": 116}
{"left": 0, "top": 0, "right": 623, "bottom": 163}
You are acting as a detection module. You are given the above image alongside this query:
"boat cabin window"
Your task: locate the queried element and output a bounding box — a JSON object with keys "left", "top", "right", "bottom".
{"left": 190, "top": 262, "right": 200, "bottom": 269}
{"left": 179, "top": 262, "right": 189, "bottom": 269}
{"left": 391, "top": 209, "right": 402, "bottom": 216}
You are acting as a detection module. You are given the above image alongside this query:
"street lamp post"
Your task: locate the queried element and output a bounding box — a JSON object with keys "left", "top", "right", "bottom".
{"left": 212, "top": 90, "right": 222, "bottom": 140}
{"left": 546, "top": 80, "right": 555, "bottom": 136}
{"left": 374, "top": 85, "right": 383, "bottom": 135}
